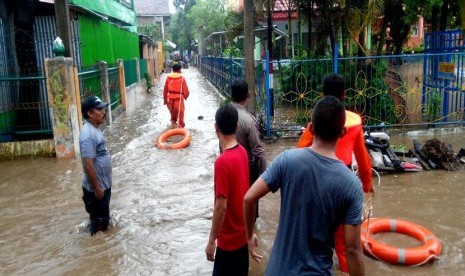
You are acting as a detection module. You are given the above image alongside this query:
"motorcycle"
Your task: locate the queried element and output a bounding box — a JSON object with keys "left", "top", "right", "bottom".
{"left": 364, "top": 131, "right": 421, "bottom": 173}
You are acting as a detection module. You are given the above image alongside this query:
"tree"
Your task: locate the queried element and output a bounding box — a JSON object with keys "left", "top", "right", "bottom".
{"left": 187, "top": 0, "right": 227, "bottom": 55}
{"left": 168, "top": 0, "right": 197, "bottom": 55}
{"left": 244, "top": 0, "right": 256, "bottom": 114}
{"left": 385, "top": 0, "right": 411, "bottom": 55}
{"left": 138, "top": 23, "right": 162, "bottom": 42}
{"left": 275, "top": 0, "right": 296, "bottom": 57}
{"left": 461, "top": 0, "right": 465, "bottom": 32}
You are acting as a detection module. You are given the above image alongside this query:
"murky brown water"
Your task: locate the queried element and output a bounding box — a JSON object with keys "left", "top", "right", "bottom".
{"left": 1, "top": 68, "right": 464, "bottom": 275}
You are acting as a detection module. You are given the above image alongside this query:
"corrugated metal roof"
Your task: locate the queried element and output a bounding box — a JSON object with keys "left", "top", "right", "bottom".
{"left": 134, "top": 0, "right": 170, "bottom": 16}
{"left": 274, "top": 0, "right": 295, "bottom": 11}
{"left": 273, "top": 0, "right": 297, "bottom": 21}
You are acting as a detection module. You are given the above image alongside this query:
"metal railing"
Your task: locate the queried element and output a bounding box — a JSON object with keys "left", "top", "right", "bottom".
{"left": 108, "top": 66, "right": 121, "bottom": 110}
{"left": 0, "top": 74, "right": 52, "bottom": 142}
{"left": 139, "top": 59, "right": 147, "bottom": 83}
{"left": 78, "top": 66, "right": 102, "bottom": 100}
{"left": 123, "top": 59, "right": 138, "bottom": 86}
{"left": 200, "top": 52, "right": 465, "bottom": 136}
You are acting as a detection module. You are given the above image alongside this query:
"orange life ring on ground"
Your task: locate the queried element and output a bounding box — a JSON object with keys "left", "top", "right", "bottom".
{"left": 156, "top": 128, "right": 191, "bottom": 149}
{"left": 361, "top": 218, "right": 441, "bottom": 266}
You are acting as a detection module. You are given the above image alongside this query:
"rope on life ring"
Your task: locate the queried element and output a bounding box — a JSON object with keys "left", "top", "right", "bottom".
{"left": 156, "top": 128, "right": 191, "bottom": 149}
{"left": 361, "top": 218, "right": 442, "bottom": 266}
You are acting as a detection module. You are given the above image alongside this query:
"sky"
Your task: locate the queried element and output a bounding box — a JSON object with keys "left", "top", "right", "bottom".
{"left": 169, "top": 0, "right": 175, "bottom": 14}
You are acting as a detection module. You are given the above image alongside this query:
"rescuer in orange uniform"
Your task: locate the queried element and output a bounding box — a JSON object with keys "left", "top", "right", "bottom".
{"left": 296, "top": 74, "right": 373, "bottom": 275}
{"left": 163, "top": 63, "right": 190, "bottom": 128}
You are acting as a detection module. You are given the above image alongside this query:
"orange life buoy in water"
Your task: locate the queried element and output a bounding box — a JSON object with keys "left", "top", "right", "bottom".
{"left": 361, "top": 218, "right": 441, "bottom": 266}
{"left": 156, "top": 128, "right": 191, "bottom": 149}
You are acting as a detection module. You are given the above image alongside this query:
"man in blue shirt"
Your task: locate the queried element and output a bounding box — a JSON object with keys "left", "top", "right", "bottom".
{"left": 79, "top": 95, "right": 112, "bottom": 236}
{"left": 244, "top": 96, "right": 365, "bottom": 275}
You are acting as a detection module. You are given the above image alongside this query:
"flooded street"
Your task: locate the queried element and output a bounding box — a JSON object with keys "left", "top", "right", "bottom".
{"left": 1, "top": 68, "right": 465, "bottom": 275}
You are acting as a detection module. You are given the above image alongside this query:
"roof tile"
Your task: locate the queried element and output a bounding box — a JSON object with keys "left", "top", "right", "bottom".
{"left": 134, "top": 0, "right": 170, "bottom": 16}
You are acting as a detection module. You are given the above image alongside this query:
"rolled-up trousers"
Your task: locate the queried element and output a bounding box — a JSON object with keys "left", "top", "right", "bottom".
{"left": 167, "top": 99, "right": 185, "bottom": 128}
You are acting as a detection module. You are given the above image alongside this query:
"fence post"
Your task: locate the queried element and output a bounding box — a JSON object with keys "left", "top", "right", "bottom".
{"left": 265, "top": 50, "right": 271, "bottom": 137}
{"left": 135, "top": 58, "right": 141, "bottom": 82}
{"left": 229, "top": 53, "right": 233, "bottom": 95}
{"left": 44, "top": 56, "right": 80, "bottom": 159}
{"left": 73, "top": 67, "right": 83, "bottom": 129}
{"left": 98, "top": 61, "right": 112, "bottom": 125}
{"left": 333, "top": 43, "right": 339, "bottom": 74}
{"left": 117, "top": 59, "right": 127, "bottom": 109}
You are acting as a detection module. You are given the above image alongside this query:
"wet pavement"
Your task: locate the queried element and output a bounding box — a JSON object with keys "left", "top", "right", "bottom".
{"left": 0, "top": 67, "right": 464, "bottom": 275}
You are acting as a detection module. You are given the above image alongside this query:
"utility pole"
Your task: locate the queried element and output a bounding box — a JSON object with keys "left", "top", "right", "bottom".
{"left": 54, "top": 0, "right": 74, "bottom": 58}
{"left": 267, "top": 0, "right": 274, "bottom": 117}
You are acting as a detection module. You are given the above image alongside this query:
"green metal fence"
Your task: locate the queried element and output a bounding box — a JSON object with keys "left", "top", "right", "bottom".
{"left": 108, "top": 66, "right": 121, "bottom": 110}
{"left": 0, "top": 75, "right": 53, "bottom": 142}
{"left": 139, "top": 59, "right": 147, "bottom": 83}
{"left": 78, "top": 14, "right": 139, "bottom": 68}
{"left": 78, "top": 66, "right": 102, "bottom": 99}
{"left": 123, "top": 59, "right": 138, "bottom": 86}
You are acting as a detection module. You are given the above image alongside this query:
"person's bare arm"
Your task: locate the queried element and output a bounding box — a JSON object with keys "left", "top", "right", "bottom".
{"left": 205, "top": 196, "right": 227, "bottom": 262}
{"left": 182, "top": 77, "right": 189, "bottom": 99}
{"left": 354, "top": 129, "right": 373, "bottom": 193}
{"left": 163, "top": 79, "right": 169, "bottom": 104}
{"left": 244, "top": 177, "right": 270, "bottom": 262}
{"left": 344, "top": 223, "right": 365, "bottom": 276}
{"left": 82, "top": 157, "right": 104, "bottom": 200}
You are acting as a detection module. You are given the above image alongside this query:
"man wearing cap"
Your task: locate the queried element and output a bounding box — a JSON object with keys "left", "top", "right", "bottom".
{"left": 79, "top": 95, "right": 112, "bottom": 235}
{"left": 163, "top": 63, "right": 190, "bottom": 128}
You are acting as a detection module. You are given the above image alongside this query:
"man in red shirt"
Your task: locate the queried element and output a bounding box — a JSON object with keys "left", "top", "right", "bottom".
{"left": 296, "top": 74, "right": 373, "bottom": 275}
{"left": 163, "top": 63, "right": 190, "bottom": 128}
{"left": 205, "top": 104, "right": 250, "bottom": 276}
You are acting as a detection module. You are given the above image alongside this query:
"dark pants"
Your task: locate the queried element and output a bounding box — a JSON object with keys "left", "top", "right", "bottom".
{"left": 82, "top": 187, "right": 111, "bottom": 235}
{"left": 213, "top": 244, "right": 249, "bottom": 276}
{"left": 250, "top": 162, "right": 260, "bottom": 220}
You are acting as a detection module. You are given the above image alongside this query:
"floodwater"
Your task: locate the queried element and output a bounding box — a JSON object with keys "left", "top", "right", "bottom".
{"left": 0, "top": 68, "right": 464, "bottom": 276}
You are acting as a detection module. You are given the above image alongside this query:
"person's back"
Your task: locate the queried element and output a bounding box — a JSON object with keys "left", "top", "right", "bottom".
{"left": 206, "top": 104, "right": 250, "bottom": 276}
{"left": 230, "top": 79, "right": 266, "bottom": 220}
{"left": 214, "top": 145, "right": 249, "bottom": 249}
{"left": 163, "top": 63, "right": 189, "bottom": 128}
{"left": 296, "top": 75, "right": 371, "bottom": 274}
{"left": 244, "top": 97, "right": 365, "bottom": 276}
{"left": 230, "top": 79, "right": 266, "bottom": 175}
{"left": 296, "top": 74, "right": 372, "bottom": 192}
{"left": 264, "top": 147, "right": 362, "bottom": 274}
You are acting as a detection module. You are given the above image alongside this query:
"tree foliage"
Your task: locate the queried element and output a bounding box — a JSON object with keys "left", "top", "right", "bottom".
{"left": 168, "top": 0, "right": 227, "bottom": 55}
{"left": 188, "top": 0, "right": 227, "bottom": 39}
{"left": 137, "top": 23, "right": 162, "bottom": 42}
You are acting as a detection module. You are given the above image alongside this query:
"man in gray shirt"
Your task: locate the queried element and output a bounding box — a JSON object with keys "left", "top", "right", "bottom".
{"left": 79, "top": 95, "right": 112, "bottom": 235}
{"left": 244, "top": 97, "right": 365, "bottom": 275}
{"left": 231, "top": 79, "right": 267, "bottom": 220}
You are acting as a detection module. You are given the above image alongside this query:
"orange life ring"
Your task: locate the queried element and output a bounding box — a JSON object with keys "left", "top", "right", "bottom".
{"left": 361, "top": 218, "right": 441, "bottom": 266}
{"left": 156, "top": 128, "right": 191, "bottom": 149}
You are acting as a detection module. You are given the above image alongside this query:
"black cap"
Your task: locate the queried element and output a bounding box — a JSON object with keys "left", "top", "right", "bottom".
{"left": 81, "top": 95, "right": 108, "bottom": 114}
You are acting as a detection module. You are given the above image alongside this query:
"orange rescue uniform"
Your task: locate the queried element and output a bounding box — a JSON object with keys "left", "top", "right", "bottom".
{"left": 296, "top": 110, "right": 372, "bottom": 273}
{"left": 163, "top": 72, "right": 190, "bottom": 128}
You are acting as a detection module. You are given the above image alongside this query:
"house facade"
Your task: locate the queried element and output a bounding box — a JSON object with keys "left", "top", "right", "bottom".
{"left": 134, "top": 0, "right": 170, "bottom": 39}
{"left": 0, "top": 0, "right": 140, "bottom": 145}
{"left": 133, "top": 0, "right": 170, "bottom": 75}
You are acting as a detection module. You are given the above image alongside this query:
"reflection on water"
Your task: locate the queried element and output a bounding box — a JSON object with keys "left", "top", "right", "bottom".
{"left": 0, "top": 68, "right": 464, "bottom": 275}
